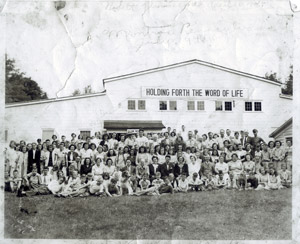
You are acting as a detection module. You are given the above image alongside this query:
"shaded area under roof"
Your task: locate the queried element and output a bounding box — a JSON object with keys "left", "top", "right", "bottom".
{"left": 104, "top": 120, "right": 165, "bottom": 130}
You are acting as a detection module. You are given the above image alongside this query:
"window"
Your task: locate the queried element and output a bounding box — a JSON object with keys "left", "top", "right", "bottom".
{"left": 224, "top": 102, "right": 232, "bottom": 111}
{"left": 215, "top": 101, "right": 223, "bottom": 111}
{"left": 138, "top": 100, "right": 146, "bottom": 110}
{"left": 254, "top": 102, "right": 262, "bottom": 111}
{"left": 159, "top": 101, "right": 167, "bottom": 110}
{"left": 128, "top": 100, "right": 136, "bottom": 110}
{"left": 187, "top": 101, "right": 195, "bottom": 110}
{"left": 42, "top": 129, "right": 55, "bottom": 141}
{"left": 80, "top": 131, "right": 91, "bottom": 140}
{"left": 169, "top": 101, "right": 177, "bottom": 110}
{"left": 245, "top": 102, "right": 252, "bottom": 111}
{"left": 285, "top": 137, "right": 292, "bottom": 144}
{"left": 197, "top": 101, "right": 205, "bottom": 111}
{"left": 245, "top": 101, "right": 262, "bottom": 112}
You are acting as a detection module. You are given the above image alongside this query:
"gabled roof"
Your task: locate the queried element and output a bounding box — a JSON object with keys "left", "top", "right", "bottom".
{"left": 5, "top": 91, "right": 106, "bottom": 108}
{"left": 103, "top": 59, "right": 282, "bottom": 86}
{"left": 269, "top": 118, "right": 292, "bottom": 138}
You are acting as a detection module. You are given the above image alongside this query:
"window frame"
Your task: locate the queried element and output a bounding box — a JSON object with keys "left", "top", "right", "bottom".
{"left": 127, "top": 100, "right": 136, "bottom": 110}
{"left": 224, "top": 101, "right": 232, "bottom": 111}
{"left": 169, "top": 101, "right": 177, "bottom": 111}
{"left": 215, "top": 101, "right": 223, "bottom": 111}
{"left": 137, "top": 100, "right": 146, "bottom": 110}
{"left": 159, "top": 100, "right": 168, "bottom": 111}
{"left": 254, "top": 101, "right": 262, "bottom": 111}
{"left": 244, "top": 101, "right": 263, "bottom": 112}
{"left": 197, "top": 101, "right": 205, "bottom": 111}
{"left": 187, "top": 101, "right": 195, "bottom": 111}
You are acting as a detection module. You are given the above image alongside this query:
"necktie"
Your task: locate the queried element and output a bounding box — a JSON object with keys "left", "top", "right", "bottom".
{"left": 44, "top": 176, "right": 46, "bottom": 184}
{"left": 49, "top": 152, "right": 53, "bottom": 166}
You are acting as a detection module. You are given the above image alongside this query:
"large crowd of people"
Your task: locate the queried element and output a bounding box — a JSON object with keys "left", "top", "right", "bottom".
{"left": 4, "top": 125, "right": 293, "bottom": 197}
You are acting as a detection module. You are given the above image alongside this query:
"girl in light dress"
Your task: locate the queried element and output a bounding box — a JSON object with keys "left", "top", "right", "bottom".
{"left": 255, "top": 168, "right": 270, "bottom": 190}
{"left": 103, "top": 158, "right": 115, "bottom": 177}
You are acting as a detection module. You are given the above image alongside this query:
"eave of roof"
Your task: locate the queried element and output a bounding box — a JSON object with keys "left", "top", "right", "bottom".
{"left": 104, "top": 120, "right": 165, "bottom": 130}
{"left": 103, "top": 59, "right": 282, "bottom": 87}
{"left": 269, "top": 117, "right": 293, "bottom": 138}
{"left": 5, "top": 91, "right": 107, "bottom": 108}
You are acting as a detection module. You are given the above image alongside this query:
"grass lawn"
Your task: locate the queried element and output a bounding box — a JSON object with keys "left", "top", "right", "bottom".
{"left": 4, "top": 188, "right": 291, "bottom": 240}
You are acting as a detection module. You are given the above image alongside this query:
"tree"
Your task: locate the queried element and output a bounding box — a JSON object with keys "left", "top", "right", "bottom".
{"left": 5, "top": 56, "right": 48, "bottom": 103}
{"left": 72, "top": 85, "right": 94, "bottom": 96}
{"left": 282, "top": 65, "right": 293, "bottom": 96}
{"left": 264, "top": 66, "right": 293, "bottom": 96}
{"left": 72, "top": 89, "right": 81, "bottom": 96}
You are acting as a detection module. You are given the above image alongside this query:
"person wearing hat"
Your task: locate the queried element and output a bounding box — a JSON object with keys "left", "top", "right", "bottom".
{"left": 157, "top": 155, "right": 175, "bottom": 178}
{"left": 70, "top": 133, "right": 77, "bottom": 144}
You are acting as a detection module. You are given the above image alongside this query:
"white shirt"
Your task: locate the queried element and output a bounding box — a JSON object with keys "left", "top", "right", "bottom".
{"left": 188, "top": 162, "right": 201, "bottom": 176}
{"left": 215, "top": 162, "right": 229, "bottom": 174}
{"left": 136, "top": 136, "right": 149, "bottom": 147}
{"left": 177, "top": 179, "right": 189, "bottom": 191}
{"left": 89, "top": 181, "right": 104, "bottom": 194}
{"left": 92, "top": 164, "right": 104, "bottom": 178}
{"left": 41, "top": 173, "right": 53, "bottom": 185}
{"left": 32, "top": 149, "right": 36, "bottom": 159}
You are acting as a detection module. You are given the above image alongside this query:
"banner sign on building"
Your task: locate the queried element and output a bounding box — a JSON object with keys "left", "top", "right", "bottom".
{"left": 142, "top": 87, "right": 249, "bottom": 99}
{"left": 127, "top": 129, "right": 139, "bottom": 133}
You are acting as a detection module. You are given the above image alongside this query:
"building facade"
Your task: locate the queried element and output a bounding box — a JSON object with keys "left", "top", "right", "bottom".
{"left": 5, "top": 60, "right": 293, "bottom": 142}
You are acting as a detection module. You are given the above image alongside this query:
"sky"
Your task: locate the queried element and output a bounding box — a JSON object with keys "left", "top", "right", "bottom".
{"left": 4, "top": 0, "right": 294, "bottom": 98}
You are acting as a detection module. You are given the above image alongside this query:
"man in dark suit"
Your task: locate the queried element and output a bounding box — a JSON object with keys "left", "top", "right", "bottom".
{"left": 28, "top": 143, "right": 41, "bottom": 174}
{"left": 241, "top": 130, "right": 253, "bottom": 148}
{"left": 157, "top": 155, "right": 175, "bottom": 178}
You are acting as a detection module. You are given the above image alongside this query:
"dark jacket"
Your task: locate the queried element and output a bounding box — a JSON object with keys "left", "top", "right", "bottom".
{"left": 157, "top": 162, "right": 175, "bottom": 178}
{"left": 174, "top": 163, "right": 189, "bottom": 178}
{"left": 28, "top": 149, "right": 41, "bottom": 173}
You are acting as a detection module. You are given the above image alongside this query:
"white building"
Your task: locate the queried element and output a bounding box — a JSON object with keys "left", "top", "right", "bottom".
{"left": 5, "top": 59, "right": 292, "bottom": 142}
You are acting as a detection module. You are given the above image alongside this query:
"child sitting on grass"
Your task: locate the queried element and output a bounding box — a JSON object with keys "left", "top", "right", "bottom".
{"left": 267, "top": 168, "right": 283, "bottom": 190}
{"left": 158, "top": 177, "right": 174, "bottom": 194}
{"left": 216, "top": 173, "right": 227, "bottom": 189}
{"left": 152, "top": 172, "right": 164, "bottom": 188}
{"left": 188, "top": 172, "right": 204, "bottom": 191}
{"left": 120, "top": 171, "right": 133, "bottom": 196}
{"left": 139, "top": 173, "right": 151, "bottom": 191}
{"left": 176, "top": 173, "right": 189, "bottom": 192}
{"left": 226, "top": 172, "right": 236, "bottom": 189}
{"left": 105, "top": 178, "right": 121, "bottom": 197}
{"left": 10, "top": 170, "right": 22, "bottom": 193}
{"left": 89, "top": 177, "right": 105, "bottom": 196}
{"left": 204, "top": 173, "right": 217, "bottom": 191}
{"left": 255, "top": 168, "right": 270, "bottom": 190}
{"left": 279, "top": 164, "right": 292, "bottom": 188}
